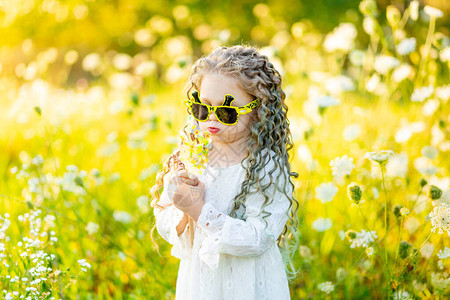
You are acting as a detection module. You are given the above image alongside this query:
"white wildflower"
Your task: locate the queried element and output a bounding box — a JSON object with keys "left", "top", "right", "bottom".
{"left": 374, "top": 55, "right": 400, "bottom": 74}
{"left": 440, "top": 47, "right": 450, "bottom": 62}
{"left": 421, "top": 146, "right": 439, "bottom": 159}
{"left": 400, "top": 207, "right": 410, "bottom": 216}
{"left": 437, "top": 247, "right": 450, "bottom": 259}
{"left": 85, "top": 222, "right": 99, "bottom": 235}
{"left": 325, "top": 75, "right": 355, "bottom": 95}
{"left": 396, "top": 37, "right": 416, "bottom": 55}
{"left": 363, "top": 17, "right": 376, "bottom": 35}
{"left": 414, "top": 156, "right": 439, "bottom": 175}
{"left": 366, "top": 73, "right": 380, "bottom": 92}
{"left": 422, "top": 98, "right": 440, "bottom": 116}
{"left": 342, "top": 124, "right": 361, "bottom": 141}
{"left": 312, "top": 217, "right": 333, "bottom": 232}
{"left": 315, "top": 182, "right": 338, "bottom": 203}
{"left": 411, "top": 85, "right": 433, "bottom": 102}
{"left": 137, "top": 195, "right": 150, "bottom": 213}
{"left": 314, "top": 95, "right": 340, "bottom": 108}
{"left": 78, "top": 258, "right": 91, "bottom": 269}
{"left": 431, "top": 272, "right": 450, "bottom": 292}
{"left": 393, "top": 290, "right": 411, "bottom": 300}
{"left": 409, "top": 1, "right": 419, "bottom": 21}
{"left": 330, "top": 155, "right": 355, "bottom": 180}
{"left": 323, "top": 23, "right": 357, "bottom": 52}
{"left": 430, "top": 205, "right": 450, "bottom": 236}
{"left": 435, "top": 85, "right": 450, "bottom": 102}
{"left": 365, "top": 247, "right": 374, "bottom": 256}
{"left": 392, "top": 63, "right": 414, "bottom": 82}
{"left": 386, "top": 152, "right": 408, "bottom": 178}
{"left": 424, "top": 5, "right": 444, "bottom": 19}
{"left": 318, "top": 281, "right": 335, "bottom": 294}
{"left": 349, "top": 229, "right": 377, "bottom": 248}
{"left": 349, "top": 49, "right": 365, "bottom": 66}
{"left": 365, "top": 150, "right": 394, "bottom": 164}
{"left": 113, "top": 210, "right": 133, "bottom": 223}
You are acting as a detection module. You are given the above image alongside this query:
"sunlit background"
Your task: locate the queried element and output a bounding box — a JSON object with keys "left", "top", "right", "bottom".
{"left": 1, "top": 0, "right": 449, "bottom": 298}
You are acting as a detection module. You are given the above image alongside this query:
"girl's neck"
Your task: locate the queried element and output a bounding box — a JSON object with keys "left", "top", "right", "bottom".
{"left": 208, "top": 139, "right": 250, "bottom": 168}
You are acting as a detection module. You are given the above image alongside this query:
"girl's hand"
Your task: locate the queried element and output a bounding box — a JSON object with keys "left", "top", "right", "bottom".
{"left": 167, "top": 169, "right": 205, "bottom": 221}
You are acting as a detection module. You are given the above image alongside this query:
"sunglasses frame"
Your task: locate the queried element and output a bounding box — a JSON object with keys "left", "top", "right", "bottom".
{"left": 182, "top": 90, "right": 260, "bottom": 126}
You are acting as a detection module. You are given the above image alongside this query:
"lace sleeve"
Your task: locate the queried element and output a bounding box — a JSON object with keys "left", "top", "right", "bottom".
{"left": 153, "top": 171, "right": 191, "bottom": 260}
{"left": 197, "top": 162, "right": 292, "bottom": 270}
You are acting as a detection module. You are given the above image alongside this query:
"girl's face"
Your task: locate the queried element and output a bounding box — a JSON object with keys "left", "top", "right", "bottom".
{"left": 196, "top": 73, "right": 257, "bottom": 146}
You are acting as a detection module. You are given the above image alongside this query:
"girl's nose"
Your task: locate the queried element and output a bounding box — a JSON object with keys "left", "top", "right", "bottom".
{"left": 208, "top": 109, "right": 218, "bottom": 121}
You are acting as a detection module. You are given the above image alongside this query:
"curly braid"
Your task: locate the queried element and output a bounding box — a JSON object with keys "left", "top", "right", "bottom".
{"left": 149, "top": 44, "right": 302, "bottom": 282}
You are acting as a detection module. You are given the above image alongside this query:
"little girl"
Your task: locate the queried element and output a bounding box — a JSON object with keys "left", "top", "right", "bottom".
{"left": 150, "top": 45, "right": 301, "bottom": 300}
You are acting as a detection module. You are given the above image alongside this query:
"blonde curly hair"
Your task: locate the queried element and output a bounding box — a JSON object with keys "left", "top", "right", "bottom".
{"left": 149, "top": 44, "right": 302, "bottom": 282}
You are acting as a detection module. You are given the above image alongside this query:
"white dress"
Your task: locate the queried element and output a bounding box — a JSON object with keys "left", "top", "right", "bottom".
{"left": 153, "top": 149, "right": 292, "bottom": 300}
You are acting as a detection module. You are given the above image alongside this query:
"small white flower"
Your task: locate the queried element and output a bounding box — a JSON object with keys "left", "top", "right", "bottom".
{"left": 323, "top": 23, "right": 357, "bottom": 52}
{"left": 315, "top": 182, "right": 339, "bottom": 203}
{"left": 349, "top": 229, "right": 377, "bottom": 248}
{"left": 312, "top": 217, "right": 333, "bottom": 232}
{"left": 365, "top": 150, "right": 394, "bottom": 164}
{"left": 421, "top": 146, "right": 439, "bottom": 159}
{"left": 85, "top": 222, "right": 99, "bottom": 235}
{"left": 411, "top": 85, "right": 434, "bottom": 102}
{"left": 420, "top": 242, "right": 435, "bottom": 259}
{"left": 440, "top": 47, "right": 450, "bottom": 62}
{"left": 386, "top": 153, "right": 409, "bottom": 178}
{"left": 318, "top": 281, "right": 335, "bottom": 294}
{"left": 430, "top": 205, "right": 450, "bottom": 236}
{"left": 374, "top": 55, "right": 400, "bottom": 74}
{"left": 342, "top": 124, "right": 361, "bottom": 141}
{"left": 330, "top": 155, "right": 355, "bottom": 180}
{"left": 437, "top": 247, "right": 450, "bottom": 259}
{"left": 392, "top": 63, "right": 414, "bottom": 82}
{"left": 414, "top": 156, "right": 439, "bottom": 175}
{"left": 424, "top": 5, "right": 444, "bottom": 19}
{"left": 113, "top": 210, "right": 132, "bottom": 223}
{"left": 400, "top": 207, "right": 410, "bottom": 216}
{"left": 349, "top": 49, "right": 365, "bottom": 66}
{"left": 409, "top": 1, "right": 419, "bottom": 21}
{"left": 365, "top": 247, "right": 374, "bottom": 256}
{"left": 137, "top": 195, "right": 150, "bottom": 213}
{"left": 78, "top": 258, "right": 91, "bottom": 269}
{"left": 325, "top": 75, "right": 355, "bottom": 95}
{"left": 393, "top": 290, "right": 411, "bottom": 300}
{"left": 314, "top": 95, "right": 340, "bottom": 108}
{"left": 435, "top": 85, "right": 450, "bottom": 101}
{"left": 396, "top": 37, "right": 416, "bottom": 55}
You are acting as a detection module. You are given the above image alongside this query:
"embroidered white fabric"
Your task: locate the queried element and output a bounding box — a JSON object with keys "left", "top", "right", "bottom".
{"left": 153, "top": 149, "right": 292, "bottom": 300}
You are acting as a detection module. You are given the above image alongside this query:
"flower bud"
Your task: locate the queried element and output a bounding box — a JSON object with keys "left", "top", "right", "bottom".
{"left": 393, "top": 204, "right": 402, "bottom": 219}
{"left": 398, "top": 240, "right": 412, "bottom": 259}
{"left": 345, "top": 230, "right": 357, "bottom": 240}
{"left": 427, "top": 185, "right": 442, "bottom": 200}
{"left": 420, "top": 178, "right": 427, "bottom": 188}
{"left": 409, "top": 1, "right": 419, "bottom": 21}
{"left": 347, "top": 182, "right": 362, "bottom": 204}
{"left": 386, "top": 5, "right": 401, "bottom": 27}
{"left": 359, "top": 0, "right": 378, "bottom": 17}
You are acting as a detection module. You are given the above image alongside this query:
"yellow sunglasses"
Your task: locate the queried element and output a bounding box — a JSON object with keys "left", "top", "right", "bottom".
{"left": 182, "top": 90, "right": 260, "bottom": 126}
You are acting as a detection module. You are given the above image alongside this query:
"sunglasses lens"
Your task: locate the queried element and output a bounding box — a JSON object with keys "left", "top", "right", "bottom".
{"left": 216, "top": 107, "right": 238, "bottom": 124}
{"left": 191, "top": 103, "right": 209, "bottom": 120}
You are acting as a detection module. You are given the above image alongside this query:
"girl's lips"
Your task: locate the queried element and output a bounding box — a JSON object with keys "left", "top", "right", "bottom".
{"left": 208, "top": 127, "right": 220, "bottom": 133}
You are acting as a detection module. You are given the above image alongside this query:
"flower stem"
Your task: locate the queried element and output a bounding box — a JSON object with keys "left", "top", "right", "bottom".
{"left": 380, "top": 165, "right": 389, "bottom": 274}
{"left": 416, "top": 16, "right": 436, "bottom": 86}
{"left": 394, "top": 217, "right": 404, "bottom": 269}
{"left": 357, "top": 205, "right": 392, "bottom": 282}
{"left": 399, "top": 232, "right": 432, "bottom": 277}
